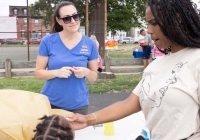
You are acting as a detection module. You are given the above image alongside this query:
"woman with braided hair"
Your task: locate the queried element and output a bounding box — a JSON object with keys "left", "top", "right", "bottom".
{"left": 33, "top": 115, "right": 74, "bottom": 140}
{"left": 64, "top": 0, "right": 200, "bottom": 139}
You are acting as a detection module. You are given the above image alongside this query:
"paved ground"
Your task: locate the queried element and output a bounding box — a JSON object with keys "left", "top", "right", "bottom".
{"left": 0, "top": 44, "right": 137, "bottom": 61}
{"left": 0, "top": 46, "right": 38, "bottom": 61}
{"left": 88, "top": 92, "right": 131, "bottom": 113}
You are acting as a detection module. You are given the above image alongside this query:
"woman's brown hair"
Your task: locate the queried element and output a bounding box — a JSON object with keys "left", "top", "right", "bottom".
{"left": 51, "top": 1, "right": 76, "bottom": 33}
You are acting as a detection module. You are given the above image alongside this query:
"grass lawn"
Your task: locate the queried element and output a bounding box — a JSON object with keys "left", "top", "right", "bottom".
{"left": 0, "top": 74, "right": 142, "bottom": 94}
{"left": 108, "top": 43, "right": 139, "bottom": 58}
{"left": 0, "top": 43, "right": 142, "bottom": 94}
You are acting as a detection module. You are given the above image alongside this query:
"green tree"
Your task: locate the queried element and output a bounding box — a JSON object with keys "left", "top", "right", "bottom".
{"left": 29, "top": 0, "right": 147, "bottom": 32}
{"left": 107, "top": 0, "right": 147, "bottom": 37}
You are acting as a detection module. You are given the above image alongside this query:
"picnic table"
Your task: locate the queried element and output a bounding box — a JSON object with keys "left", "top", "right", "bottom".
{"left": 75, "top": 111, "right": 145, "bottom": 140}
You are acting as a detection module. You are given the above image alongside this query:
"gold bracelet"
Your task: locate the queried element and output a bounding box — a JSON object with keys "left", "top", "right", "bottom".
{"left": 92, "top": 113, "right": 97, "bottom": 129}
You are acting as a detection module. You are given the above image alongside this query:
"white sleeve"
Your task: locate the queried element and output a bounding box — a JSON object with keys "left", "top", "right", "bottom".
{"left": 133, "top": 79, "right": 143, "bottom": 96}
{"left": 198, "top": 69, "right": 200, "bottom": 107}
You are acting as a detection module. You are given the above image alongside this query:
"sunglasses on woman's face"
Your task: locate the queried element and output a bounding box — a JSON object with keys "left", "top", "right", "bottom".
{"left": 59, "top": 13, "right": 80, "bottom": 24}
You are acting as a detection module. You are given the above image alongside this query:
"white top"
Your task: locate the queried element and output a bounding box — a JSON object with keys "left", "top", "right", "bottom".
{"left": 133, "top": 47, "right": 200, "bottom": 140}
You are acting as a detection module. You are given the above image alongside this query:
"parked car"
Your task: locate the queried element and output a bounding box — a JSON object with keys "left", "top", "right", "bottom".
{"left": 0, "top": 39, "right": 7, "bottom": 44}
{"left": 119, "top": 37, "right": 138, "bottom": 44}
{"left": 1, "top": 39, "right": 23, "bottom": 44}
{"left": 29, "top": 38, "right": 41, "bottom": 44}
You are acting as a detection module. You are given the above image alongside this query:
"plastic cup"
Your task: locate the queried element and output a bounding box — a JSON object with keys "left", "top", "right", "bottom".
{"left": 104, "top": 122, "right": 114, "bottom": 136}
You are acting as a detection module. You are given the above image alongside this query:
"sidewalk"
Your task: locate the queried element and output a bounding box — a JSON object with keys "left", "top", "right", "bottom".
{"left": 88, "top": 92, "right": 131, "bottom": 113}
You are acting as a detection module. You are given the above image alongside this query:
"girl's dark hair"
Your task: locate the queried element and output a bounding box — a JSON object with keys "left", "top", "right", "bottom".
{"left": 32, "top": 115, "right": 74, "bottom": 140}
{"left": 148, "top": 0, "right": 200, "bottom": 49}
{"left": 51, "top": 1, "right": 76, "bottom": 33}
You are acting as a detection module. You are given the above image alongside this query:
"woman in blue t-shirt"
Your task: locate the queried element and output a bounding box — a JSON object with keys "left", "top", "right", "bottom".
{"left": 35, "top": 1, "right": 98, "bottom": 115}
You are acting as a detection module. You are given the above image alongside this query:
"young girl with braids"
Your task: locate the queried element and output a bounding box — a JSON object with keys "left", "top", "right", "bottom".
{"left": 64, "top": 0, "right": 200, "bottom": 140}
{"left": 33, "top": 115, "right": 74, "bottom": 140}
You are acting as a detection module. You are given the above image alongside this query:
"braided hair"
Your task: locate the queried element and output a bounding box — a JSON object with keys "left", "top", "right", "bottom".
{"left": 32, "top": 115, "right": 74, "bottom": 140}
{"left": 148, "top": 0, "right": 200, "bottom": 54}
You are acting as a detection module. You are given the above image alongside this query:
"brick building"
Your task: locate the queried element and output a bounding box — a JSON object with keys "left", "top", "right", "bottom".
{"left": 9, "top": 6, "right": 51, "bottom": 41}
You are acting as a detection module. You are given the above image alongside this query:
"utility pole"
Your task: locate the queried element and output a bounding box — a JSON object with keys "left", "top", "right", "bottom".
{"left": 27, "top": 0, "right": 30, "bottom": 61}
{"left": 104, "top": 0, "right": 107, "bottom": 44}
{"left": 41, "top": 23, "right": 42, "bottom": 38}
{"left": 104, "top": 0, "right": 110, "bottom": 72}
{"left": 85, "top": 0, "right": 89, "bottom": 36}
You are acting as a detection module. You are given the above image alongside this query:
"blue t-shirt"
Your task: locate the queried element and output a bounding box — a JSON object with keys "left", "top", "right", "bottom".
{"left": 38, "top": 33, "right": 98, "bottom": 110}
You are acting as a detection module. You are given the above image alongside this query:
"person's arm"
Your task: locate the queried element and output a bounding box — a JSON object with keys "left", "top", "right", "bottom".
{"left": 87, "top": 93, "right": 141, "bottom": 124}
{"left": 85, "top": 59, "right": 98, "bottom": 82}
{"left": 140, "top": 35, "right": 149, "bottom": 47}
{"left": 73, "top": 59, "right": 98, "bottom": 82}
{"left": 66, "top": 93, "right": 141, "bottom": 130}
{"left": 140, "top": 42, "right": 149, "bottom": 47}
{"left": 35, "top": 55, "right": 72, "bottom": 80}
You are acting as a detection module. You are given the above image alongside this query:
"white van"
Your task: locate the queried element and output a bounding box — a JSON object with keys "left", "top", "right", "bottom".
{"left": 119, "top": 37, "right": 135, "bottom": 44}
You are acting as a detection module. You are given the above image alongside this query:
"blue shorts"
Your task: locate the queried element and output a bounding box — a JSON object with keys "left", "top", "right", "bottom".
{"left": 142, "top": 46, "right": 151, "bottom": 59}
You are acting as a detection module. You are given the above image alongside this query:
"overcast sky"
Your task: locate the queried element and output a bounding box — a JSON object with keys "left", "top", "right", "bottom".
{"left": 0, "top": 0, "right": 199, "bottom": 16}
{"left": 0, "top": 0, "right": 37, "bottom": 16}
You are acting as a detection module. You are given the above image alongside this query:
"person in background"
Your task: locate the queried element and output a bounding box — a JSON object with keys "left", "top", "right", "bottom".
{"left": 33, "top": 115, "right": 74, "bottom": 140}
{"left": 90, "top": 35, "right": 99, "bottom": 48}
{"left": 90, "top": 35, "right": 102, "bottom": 73}
{"left": 139, "top": 29, "right": 152, "bottom": 70}
{"left": 64, "top": 0, "right": 200, "bottom": 139}
{"left": 35, "top": 1, "right": 98, "bottom": 115}
{"left": 152, "top": 44, "right": 165, "bottom": 60}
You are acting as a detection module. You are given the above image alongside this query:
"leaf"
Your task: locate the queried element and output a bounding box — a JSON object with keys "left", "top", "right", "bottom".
{"left": 29, "top": 0, "right": 147, "bottom": 34}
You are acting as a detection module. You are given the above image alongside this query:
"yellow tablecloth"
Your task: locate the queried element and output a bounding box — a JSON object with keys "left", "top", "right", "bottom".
{"left": 0, "top": 89, "right": 72, "bottom": 140}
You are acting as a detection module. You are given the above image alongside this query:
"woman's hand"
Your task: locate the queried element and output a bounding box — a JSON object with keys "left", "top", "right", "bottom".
{"left": 72, "top": 61, "right": 98, "bottom": 82}
{"left": 54, "top": 67, "right": 73, "bottom": 78}
{"left": 64, "top": 113, "right": 88, "bottom": 130}
{"left": 72, "top": 66, "right": 88, "bottom": 78}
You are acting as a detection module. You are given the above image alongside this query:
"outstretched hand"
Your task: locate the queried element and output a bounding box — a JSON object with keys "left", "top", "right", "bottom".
{"left": 64, "top": 113, "right": 88, "bottom": 130}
